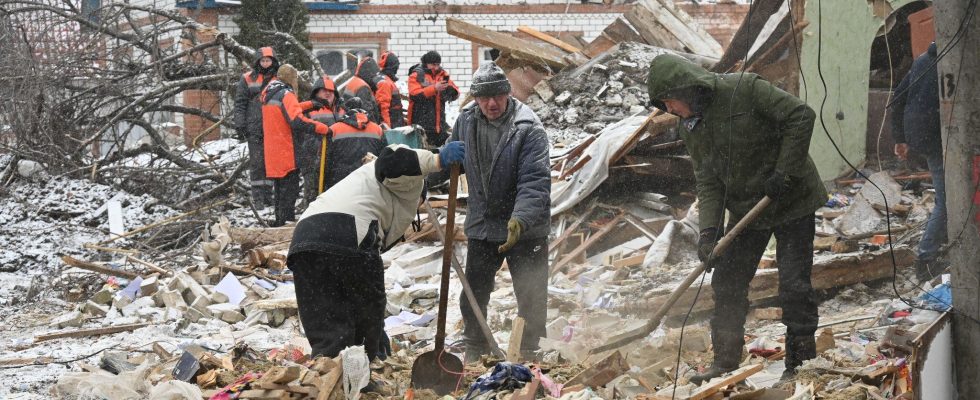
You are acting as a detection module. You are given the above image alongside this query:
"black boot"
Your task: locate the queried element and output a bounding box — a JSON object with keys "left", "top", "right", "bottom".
{"left": 782, "top": 334, "right": 816, "bottom": 380}
{"left": 691, "top": 328, "right": 743, "bottom": 385}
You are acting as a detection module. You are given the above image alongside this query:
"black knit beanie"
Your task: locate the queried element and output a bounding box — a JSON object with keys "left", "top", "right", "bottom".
{"left": 421, "top": 51, "right": 441, "bottom": 65}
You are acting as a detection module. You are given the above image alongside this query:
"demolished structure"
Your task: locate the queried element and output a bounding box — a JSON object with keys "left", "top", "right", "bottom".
{"left": 0, "top": 0, "right": 956, "bottom": 399}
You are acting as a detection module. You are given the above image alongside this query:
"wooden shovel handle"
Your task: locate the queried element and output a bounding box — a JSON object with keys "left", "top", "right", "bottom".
{"left": 434, "top": 164, "right": 460, "bottom": 352}
{"left": 589, "top": 196, "right": 773, "bottom": 354}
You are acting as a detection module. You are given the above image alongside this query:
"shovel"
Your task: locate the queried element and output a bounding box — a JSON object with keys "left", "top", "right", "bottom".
{"left": 317, "top": 134, "right": 329, "bottom": 194}
{"left": 411, "top": 164, "right": 466, "bottom": 394}
{"left": 423, "top": 200, "right": 506, "bottom": 359}
{"left": 589, "top": 196, "right": 773, "bottom": 355}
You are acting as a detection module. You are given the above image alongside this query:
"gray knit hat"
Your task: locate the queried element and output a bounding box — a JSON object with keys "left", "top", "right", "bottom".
{"left": 470, "top": 62, "right": 511, "bottom": 98}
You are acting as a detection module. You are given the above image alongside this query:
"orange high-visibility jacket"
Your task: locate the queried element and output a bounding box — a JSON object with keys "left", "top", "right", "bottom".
{"left": 260, "top": 79, "right": 329, "bottom": 178}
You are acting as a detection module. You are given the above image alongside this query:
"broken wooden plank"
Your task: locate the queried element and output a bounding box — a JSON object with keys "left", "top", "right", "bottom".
{"left": 640, "top": 0, "right": 722, "bottom": 57}
{"left": 625, "top": 4, "right": 685, "bottom": 50}
{"left": 616, "top": 248, "right": 916, "bottom": 317}
{"left": 316, "top": 358, "right": 343, "bottom": 400}
{"left": 245, "top": 242, "right": 291, "bottom": 268}
{"left": 610, "top": 112, "right": 678, "bottom": 166}
{"left": 565, "top": 350, "right": 630, "bottom": 388}
{"left": 259, "top": 365, "right": 302, "bottom": 385}
{"left": 623, "top": 213, "right": 659, "bottom": 241}
{"left": 229, "top": 226, "right": 294, "bottom": 251}
{"left": 507, "top": 317, "right": 526, "bottom": 362}
{"left": 518, "top": 25, "right": 581, "bottom": 53}
{"left": 549, "top": 204, "right": 597, "bottom": 254}
{"left": 559, "top": 154, "right": 593, "bottom": 180}
{"left": 551, "top": 214, "right": 625, "bottom": 274}
{"left": 612, "top": 252, "right": 647, "bottom": 269}
{"left": 61, "top": 255, "right": 139, "bottom": 279}
{"left": 35, "top": 322, "right": 152, "bottom": 343}
{"left": 446, "top": 17, "right": 567, "bottom": 69}
{"left": 687, "top": 363, "right": 764, "bottom": 400}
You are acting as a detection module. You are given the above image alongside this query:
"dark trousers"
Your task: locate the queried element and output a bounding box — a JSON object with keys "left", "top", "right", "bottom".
{"left": 273, "top": 170, "right": 300, "bottom": 225}
{"left": 247, "top": 133, "right": 273, "bottom": 205}
{"left": 299, "top": 136, "right": 323, "bottom": 205}
{"left": 460, "top": 237, "right": 548, "bottom": 353}
{"left": 710, "top": 214, "right": 818, "bottom": 369}
{"left": 289, "top": 251, "right": 386, "bottom": 359}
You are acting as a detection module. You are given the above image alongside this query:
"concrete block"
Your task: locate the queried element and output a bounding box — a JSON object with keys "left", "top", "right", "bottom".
{"left": 91, "top": 288, "right": 114, "bottom": 305}
{"left": 220, "top": 310, "right": 245, "bottom": 324}
{"left": 140, "top": 276, "right": 159, "bottom": 297}
{"left": 51, "top": 311, "right": 84, "bottom": 329}
{"left": 85, "top": 300, "right": 109, "bottom": 317}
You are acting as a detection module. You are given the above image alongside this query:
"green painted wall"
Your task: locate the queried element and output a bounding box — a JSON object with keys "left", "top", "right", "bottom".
{"left": 798, "top": 0, "right": 917, "bottom": 180}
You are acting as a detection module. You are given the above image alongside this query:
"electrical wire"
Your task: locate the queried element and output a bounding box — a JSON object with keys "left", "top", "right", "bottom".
{"left": 813, "top": 0, "right": 980, "bottom": 325}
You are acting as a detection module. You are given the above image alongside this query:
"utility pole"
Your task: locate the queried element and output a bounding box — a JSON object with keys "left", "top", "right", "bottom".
{"left": 933, "top": 2, "right": 980, "bottom": 398}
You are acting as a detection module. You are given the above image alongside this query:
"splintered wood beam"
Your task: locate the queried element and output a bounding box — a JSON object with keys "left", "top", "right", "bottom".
{"left": 550, "top": 214, "right": 625, "bottom": 274}
{"left": 446, "top": 18, "right": 567, "bottom": 69}
{"left": 517, "top": 26, "right": 582, "bottom": 53}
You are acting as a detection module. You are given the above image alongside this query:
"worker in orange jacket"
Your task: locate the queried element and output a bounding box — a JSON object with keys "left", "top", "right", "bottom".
{"left": 322, "top": 97, "right": 387, "bottom": 189}
{"left": 299, "top": 75, "right": 346, "bottom": 204}
{"left": 234, "top": 46, "right": 278, "bottom": 207}
{"left": 375, "top": 51, "right": 405, "bottom": 129}
{"left": 407, "top": 51, "right": 459, "bottom": 147}
{"left": 260, "top": 64, "right": 330, "bottom": 227}
{"left": 342, "top": 57, "right": 382, "bottom": 124}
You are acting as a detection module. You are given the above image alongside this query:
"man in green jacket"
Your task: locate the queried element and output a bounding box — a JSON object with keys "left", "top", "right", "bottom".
{"left": 647, "top": 54, "right": 827, "bottom": 383}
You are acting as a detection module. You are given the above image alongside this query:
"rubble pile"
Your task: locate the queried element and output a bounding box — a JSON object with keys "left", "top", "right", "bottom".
{"left": 525, "top": 43, "right": 667, "bottom": 146}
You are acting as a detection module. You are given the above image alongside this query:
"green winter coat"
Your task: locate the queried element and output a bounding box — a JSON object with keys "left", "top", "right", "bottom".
{"left": 647, "top": 54, "right": 827, "bottom": 231}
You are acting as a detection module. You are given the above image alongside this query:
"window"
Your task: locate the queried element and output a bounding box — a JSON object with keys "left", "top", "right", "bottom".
{"left": 315, "top": 45, "right": 379, "bottom": 76}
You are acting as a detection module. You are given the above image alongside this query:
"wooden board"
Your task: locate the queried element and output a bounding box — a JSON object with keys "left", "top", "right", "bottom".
{"left": 616, "top": 248, "right": 916, "bottom": 317}
{"left": 446, "top": 18, "right": 567, "bottom": 69}
{"left": 517, "top": 26, "right": 581, "bottom": 53}
{"left": 686, "top": 363, "right": 764, "bottom": 400}
{"left": 506, "top": 317, "right": 526, "bottom": 362}
{"left": 625, "top": 5, "right": 684, "bottom": 50}
{"left": 565, "top": 350, "right": 630, "bottom": 388}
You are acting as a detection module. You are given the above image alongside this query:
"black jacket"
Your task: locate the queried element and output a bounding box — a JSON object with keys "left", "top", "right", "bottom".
{"left": 890, "top": 43, "right": 942, "bottom": 157}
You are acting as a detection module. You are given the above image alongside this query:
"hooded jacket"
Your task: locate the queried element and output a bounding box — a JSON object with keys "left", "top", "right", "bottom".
{"left": 261, "top": 69, "right": 329, "bottom": 179}
{"left": 407, "top": 64, "right": 459, "bottom": 145}
{"left": 234, "top": 47, "right": 279, "bottom": 136}
{"left": 890, "top": 43, "right": 941, "bottom": 157}
{"left": 376, "top": 51, "right": 405, "bottom": 128}
{"left": 342, "top": 58, "right": 382, "bottom": 124}
{"left": 288, "top": 145, "right": 440, "bottom": 258}
{"left": 306, "top": 75, "right": 345, "bottom": 127}
{"left": 445, "top": 99, "right": 551, "bottom": 242}
{"left": 646, "top": 54, "right": 826, "bottom": 231}
{"left": 323, "top": 110, "right": 387, "bottom": 189}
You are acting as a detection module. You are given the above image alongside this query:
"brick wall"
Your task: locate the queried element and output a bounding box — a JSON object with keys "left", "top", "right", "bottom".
{"left": 680, "top": 3, "right": 750, "bottom": 49}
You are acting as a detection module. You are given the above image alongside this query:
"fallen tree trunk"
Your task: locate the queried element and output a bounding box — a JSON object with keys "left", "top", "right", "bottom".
{"left": 616, "top": 247, "right": 916, "bottom": 317}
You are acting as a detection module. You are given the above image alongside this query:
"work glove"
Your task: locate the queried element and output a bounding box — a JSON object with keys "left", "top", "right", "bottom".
{"left": 311, "top": 99, "right": 326, "bottom": 109}
{"left": 439, "top": 140, "right": 465, "bottom": 167}
{"left": 498, "top": 218, "right": 523, "bottom": 253}
{"left": 698, "top": 227, "right": 719, "bottom": 271}
{"left": 235, "top": 127, "right": 247, "bottom": 141}
{"left": 764, "top": 171, "right": 793, "bottom": 200}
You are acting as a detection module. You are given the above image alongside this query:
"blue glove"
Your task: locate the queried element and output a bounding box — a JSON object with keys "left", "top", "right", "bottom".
{"left": 440, "top": 141, "right": 465, "bottom": 167}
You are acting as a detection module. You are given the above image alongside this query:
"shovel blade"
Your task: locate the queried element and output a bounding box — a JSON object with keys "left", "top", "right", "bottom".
{"left": 411, "top": 350, "right": 465, "bottom": 395}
